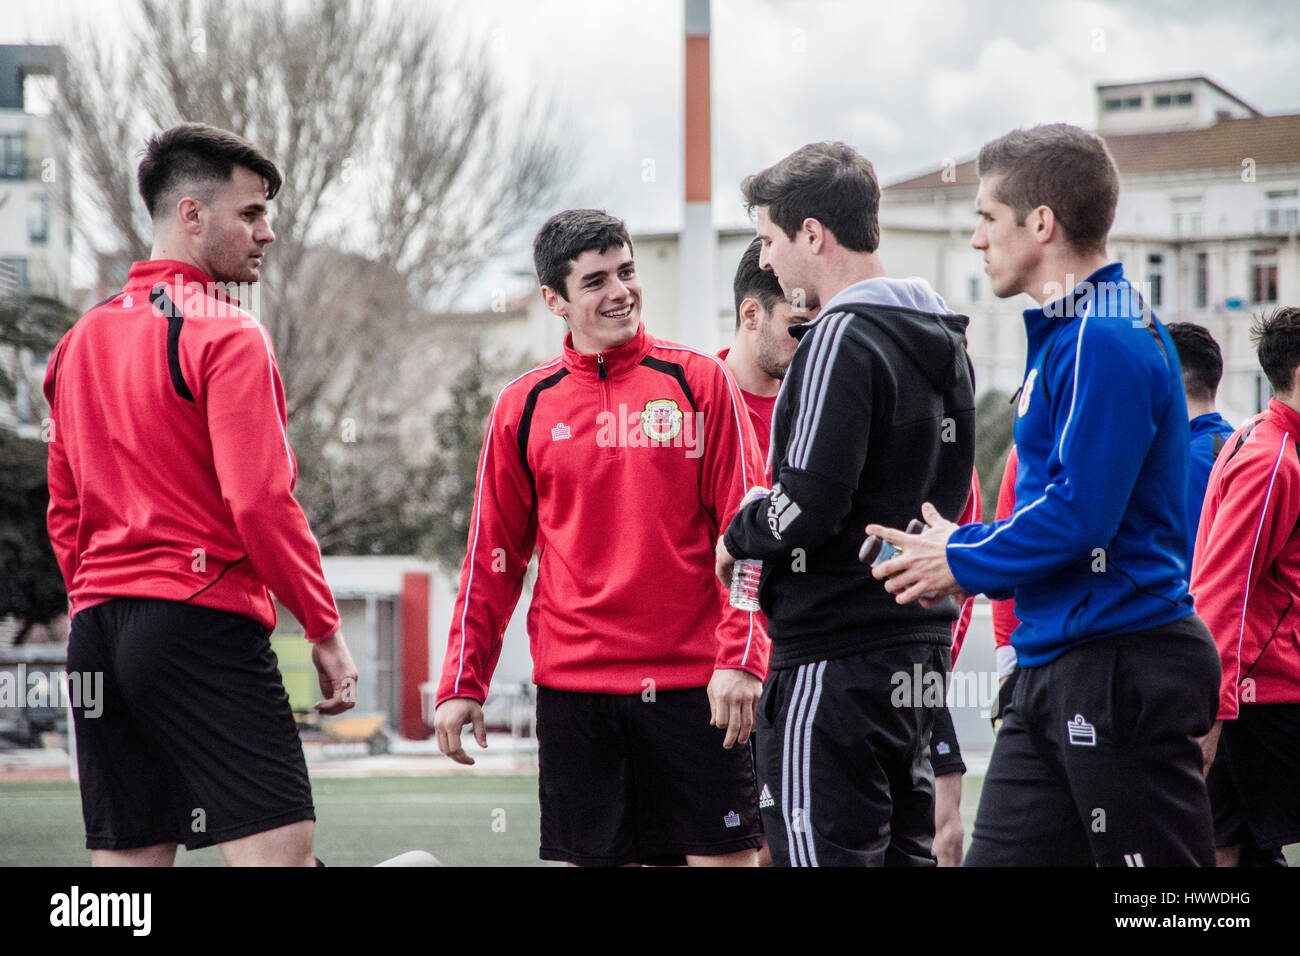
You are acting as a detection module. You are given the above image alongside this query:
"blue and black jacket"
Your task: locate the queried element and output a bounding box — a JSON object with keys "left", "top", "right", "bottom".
{"left": 947, "top": 263, "right": 1195, "bottom": 667}
{"left": 1185, "top": 411, "right": 1235, "bottom": 562}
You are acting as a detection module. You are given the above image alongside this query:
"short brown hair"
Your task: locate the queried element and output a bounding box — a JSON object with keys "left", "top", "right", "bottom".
{"left": 532, "top": 209, "right": 633, "bottom": 301}
{"left": 741, "top": 142, "right": 880, "bottom": 252}
{"left": 1166, "top": 322, "right": 1224, "bottom": 403}
{"left": 732, "top": 237, "right": 784, "bottom": 327}
{"left": 976, "top": 124, "right": 1118, "bottom": 254}
{"left": 138, "top": 123, "right": 282, "bottom": 220}
{"left": 1251, "top": 306, "right": 1300, "bottom": 395}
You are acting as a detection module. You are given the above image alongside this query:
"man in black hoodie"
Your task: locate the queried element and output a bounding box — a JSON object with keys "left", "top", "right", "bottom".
{"left": 717, "top": 142, "right": 976, "bottom": 866}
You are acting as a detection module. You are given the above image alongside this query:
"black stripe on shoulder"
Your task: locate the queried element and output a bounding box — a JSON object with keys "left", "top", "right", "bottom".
{"left": 517, "top": 368, "right": 570, "bottom": 484}
{"left": 1225, "top": 418, "right": 1263, "bottom": 464}
{"left": 639, "top": 356, "right": 697, "bottom": 412}
{"left": 150, "top": 287, "right": 195, "bottom": 403}
{"left": 49, "top": 341, "right": 66, "bottom": 399}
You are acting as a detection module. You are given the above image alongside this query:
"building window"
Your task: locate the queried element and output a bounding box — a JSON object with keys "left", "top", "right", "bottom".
{"left": 1251, "top": 249, "right": 1278, "bottom": 304}
{"left": 1256, "top": 373, "right": 1272, "bottom": 413}
{"left": 0, "top": 133, "right": 28, "bottom": 179}
{"left": 1175, "top": 92, "right": 1193, "bottom": 106}
{"left": 1146, "top": 254, "right": 1164, "bottom": 308}
{"left": 1264, "top": 189, "right": 1299, "bottom": 230}
{"left": 1154, "top": 94, "right": 1173, "bottom": 108}
{"left": 28, "top": 194, "right": 49, "bottom": 244}
{"left": 1195, "top": 252, "right": 1208, "bottom": 310}
{"left": 968, "top": 276, "right": 979, "bottom": 302}
{"left": 0, "top": 258, "right": 29, "bottom": 295}
{"left": 1104, "top": 96, "right": 1142, "bottom": 111}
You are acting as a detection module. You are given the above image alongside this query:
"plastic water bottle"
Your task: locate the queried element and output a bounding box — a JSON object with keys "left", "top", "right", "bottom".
{"left": 729, "top": 558, "right": 763, "bottom": 612}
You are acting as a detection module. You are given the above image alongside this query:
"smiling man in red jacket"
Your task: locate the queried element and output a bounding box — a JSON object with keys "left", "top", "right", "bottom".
{"left": 45, "top": 124, "right": 357, "bottom": 867}
{"left": 433, "top": 209, "right": 768, "bottom": 866}
{"left": 1192, "top": 305, "right": 1300, "bottom": 867}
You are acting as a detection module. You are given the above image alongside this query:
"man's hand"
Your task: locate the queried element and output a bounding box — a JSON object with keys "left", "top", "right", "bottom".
{"left": 716, "top": 486, "right": 769, "bottom": 589}
{"left": 433, "top": 698, "right": 488, "bottom": 766}
{"left": 715, "top": 535, "right": 739, "bottom": 589}
{"left": 1199, "top": 719, "right": 1223, "bottom": 777}
{"left": 865, "top": 502, "right": 969, "bottom": 607}
{"left": 312, "top": 632, "right": 358, "bottom": 715}
{"left": 707, "top": 668, "right": 763, "bottom": 749}
{"left": 934, "top": 770, "right": 965, "bottom": 867}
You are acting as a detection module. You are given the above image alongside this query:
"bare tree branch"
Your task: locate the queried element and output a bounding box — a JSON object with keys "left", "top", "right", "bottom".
{"left": 51, "top": 0, "right": 567, "bottom": 554}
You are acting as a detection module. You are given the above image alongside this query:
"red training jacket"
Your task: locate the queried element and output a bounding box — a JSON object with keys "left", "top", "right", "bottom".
{"left": 716, "top": 347, "right": 777, "bottom": 465}
{"left": 44, "top": 259, "right": 339, "bottom": 642}
{"left": 990, "top": 445, "right": 1021, "bottom": 650}
{"left": 949, "top": 467, "right": 982, "bottom": 664}
{"left": 1191, "top": 398, "right": 1300, "bottom": 719}
{"left": 437, "top": 323, "right": 769, "bottom": 704}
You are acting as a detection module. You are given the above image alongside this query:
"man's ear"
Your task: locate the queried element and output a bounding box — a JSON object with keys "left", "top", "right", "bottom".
{"left": 1029, "top": 205, "right": 1057, "bottom": 246}
{"left": 802, "top": 217, "right": 825, "bottom": 253}
{"left": 540, "top": 284, "right": 569, "bottom": 320}
{"left": 177, "top": 197, "right": 203, "bottom": 236}
{"left": 739, "top": 297, "right": 761, "bottom": 332}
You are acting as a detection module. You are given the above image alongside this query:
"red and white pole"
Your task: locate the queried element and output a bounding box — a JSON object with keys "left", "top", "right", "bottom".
{"left": 681, "top": 0, "right": 716, "bottom": 351}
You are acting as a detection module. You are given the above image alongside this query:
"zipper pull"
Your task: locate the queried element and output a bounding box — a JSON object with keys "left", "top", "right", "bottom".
{"left": 597, "top": 353, "right": 607, "bottom": 380}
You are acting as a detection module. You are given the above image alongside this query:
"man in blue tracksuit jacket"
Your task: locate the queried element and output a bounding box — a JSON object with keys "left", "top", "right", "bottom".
{"left": 1167, "top": 322, "right": 1237, "bottom": 563}
{"left": 867, "top": 124, "right": 1221, "bottom": 866}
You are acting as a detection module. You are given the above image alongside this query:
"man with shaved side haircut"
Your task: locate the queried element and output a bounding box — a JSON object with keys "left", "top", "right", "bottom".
{"left": 47, "top": 123, "right": 357, "bottom": 867}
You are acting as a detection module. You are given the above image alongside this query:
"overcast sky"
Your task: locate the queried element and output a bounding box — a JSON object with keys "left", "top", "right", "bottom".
{"left": 7, "top": 0, "right": 1300, "bottom": 298}
{"left": 440, "top": 0, "right": 1300, "bottom": 232}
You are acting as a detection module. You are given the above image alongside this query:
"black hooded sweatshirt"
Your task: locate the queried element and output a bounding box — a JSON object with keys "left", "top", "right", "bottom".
{"left": 723, "top": 294, "right": 976, "bottom": 669}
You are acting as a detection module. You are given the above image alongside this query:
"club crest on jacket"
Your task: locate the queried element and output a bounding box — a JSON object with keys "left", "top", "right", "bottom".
{"left": 641, "top": 399, "right": 683, "bottom": 442}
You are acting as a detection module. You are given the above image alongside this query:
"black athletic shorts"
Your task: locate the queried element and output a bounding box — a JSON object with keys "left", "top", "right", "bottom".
{"left": 67, "top": 597, "right": 315, "bottom": 851}
{"left": 964, "top": 614, "right": 1220, "bottom": 867}
{"left": 755, "top": 642, "right": 949, "bottom": 867}
{"left": 535, "top": 685, "right": 761, "bottom": 866}
{"left": 931, "top": 704, "right": 966, "bottom": 777}
{"left": 1208, "top": 703, "right": 1300, "bottom": 855}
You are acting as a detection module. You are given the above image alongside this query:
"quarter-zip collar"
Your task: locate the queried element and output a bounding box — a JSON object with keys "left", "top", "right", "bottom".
{"left": 1021, "top": 261, "right": 1125, "bottom": 377}
{"left": 123, "top": 259, "right": 243, "bottom": 308}
{"left": 1268, "top": 397, "right": 1300, "bottom": 440}
{"left": 562, "top": 322, "right": 652, "bottom": 381}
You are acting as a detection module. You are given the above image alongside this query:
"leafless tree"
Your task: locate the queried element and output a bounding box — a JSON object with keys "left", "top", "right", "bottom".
{"left": 51, "top": 0, "right": 565, "bottom": 553}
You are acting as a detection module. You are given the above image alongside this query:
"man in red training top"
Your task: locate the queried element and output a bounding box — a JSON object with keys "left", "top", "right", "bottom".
{"left": 1192, "top": 305, "right": 1300, "bottom": 867}
{"left": 433, "top": 209, "right": 769, "bottom": 866}
{"left": 45, "top": 124, "right": 357, "bottom": 867}
{"left": 721, "top": 236, "right": 816, "bottom": 463}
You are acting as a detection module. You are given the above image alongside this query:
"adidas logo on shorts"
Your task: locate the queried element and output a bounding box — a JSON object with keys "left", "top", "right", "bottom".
{"left": 758, "top": 784, "right": 775, "bottom": 808}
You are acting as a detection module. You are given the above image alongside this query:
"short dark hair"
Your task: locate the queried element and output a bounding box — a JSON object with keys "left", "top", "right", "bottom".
{"left": 533, "top": 209, "right": 634, "bottom": 300}
{"left": 976, "top": 124, "right": 1118, "bottom": 255}
{"left": 740, "top": 142, "right": 880, "bottom": 252}
{"left": 1166, "top": 322, "right": 1224, "bottom": 403}
{"left": 732, "top": 237, "right": 785, "bottom": 328}
{"left": 1251, "top": 306, "right": 1300, "bottom": 395}
{"left": 137, "top": 123, "right": 282, "bottom": 220}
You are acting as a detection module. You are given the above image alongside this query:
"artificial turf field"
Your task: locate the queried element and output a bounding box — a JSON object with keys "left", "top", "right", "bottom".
{"left": 3, "top": 772, "right": 1295, "bottom": 866}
